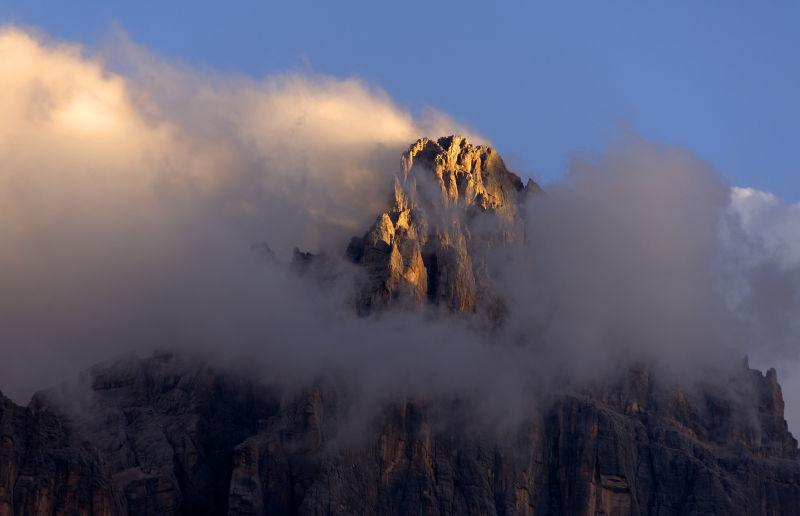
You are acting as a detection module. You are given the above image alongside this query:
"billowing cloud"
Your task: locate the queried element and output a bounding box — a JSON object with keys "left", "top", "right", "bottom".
{"left": 0, "top": 26, "right": 474, "bottom": 400}
{"left": 0, "top": 26, "right": 798, "bottom": 434}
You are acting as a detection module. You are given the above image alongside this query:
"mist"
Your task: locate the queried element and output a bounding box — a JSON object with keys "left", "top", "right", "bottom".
{"left": 1, "top": 26, "right": 798, "bottom": 432}
{"left": 503, "top": 139, "right": 738, "bottom": 376}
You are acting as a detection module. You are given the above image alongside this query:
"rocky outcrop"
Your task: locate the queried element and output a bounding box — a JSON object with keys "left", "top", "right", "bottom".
{"left": 224, "top": 364, "right": 800, "bottom": 516}
{"left": 347, "top": 136, "right": 536, "bottom": 317}
{"left": 3, "top": 354, "right": 799, "bottom": 515}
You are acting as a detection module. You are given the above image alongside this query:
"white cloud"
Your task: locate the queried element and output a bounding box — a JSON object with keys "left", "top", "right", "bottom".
{"left": 728, "top": 187, "right": 800, "bottom": 433}
{"left": 731, "top": 187, "right": 800, "bottom": 268}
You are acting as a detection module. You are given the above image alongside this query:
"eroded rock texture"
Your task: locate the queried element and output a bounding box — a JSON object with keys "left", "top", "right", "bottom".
{"left": 0, "top": 389, "right": 117, "bottom": 515}
{"left": 347, "top": 136, "right": 537, "bottom": 317}
{"left": 2, "top": 355, "right": 799, "bottom": 515}
{"left": 35, "top": 352, "right": 278, "bottom": 516}
{"left": 226, "top": 364, "right": 800, "bottom": 516}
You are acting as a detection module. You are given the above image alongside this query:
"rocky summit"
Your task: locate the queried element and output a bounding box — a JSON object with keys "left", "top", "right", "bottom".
{"left": 347, "top": 136, "right": 538, "bottom": 318}
{"left": 2, "top": 137, "right": 800, "bottom": 516}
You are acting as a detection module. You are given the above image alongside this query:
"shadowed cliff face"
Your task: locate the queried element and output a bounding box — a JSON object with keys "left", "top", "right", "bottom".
{"left": 1, "top": 354, "right": 798, "bottom": 516}
{"left": 0, "top": 390, "right": 118, "bottom": 515}
{"left": 347, "top": 136, "right": 537, "bottom": 317}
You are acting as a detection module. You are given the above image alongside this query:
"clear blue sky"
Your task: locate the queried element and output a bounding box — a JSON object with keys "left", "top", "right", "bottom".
{"left": 2, "top": 1, "right": 798, "bottom": 201}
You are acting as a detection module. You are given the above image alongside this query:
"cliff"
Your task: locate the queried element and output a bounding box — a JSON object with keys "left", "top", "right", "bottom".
{"left": 0, "top": 389, "right": 117, "bottom": 514}
{"left": 1, "top": 354, "right": 798, "bottom": 515}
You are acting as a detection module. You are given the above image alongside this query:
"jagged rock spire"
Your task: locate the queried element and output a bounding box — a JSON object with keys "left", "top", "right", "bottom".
{"left": 347, "top": 135, "right": 538, "bottom": 316}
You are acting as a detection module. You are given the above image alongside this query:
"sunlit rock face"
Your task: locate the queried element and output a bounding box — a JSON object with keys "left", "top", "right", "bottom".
{"left": 347, "top": 136, "right": 537, "bottom": 317}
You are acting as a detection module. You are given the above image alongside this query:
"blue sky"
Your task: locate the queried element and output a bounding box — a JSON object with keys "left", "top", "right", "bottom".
{"left": 2, "top": 1, "right": 798, "bottom": 201}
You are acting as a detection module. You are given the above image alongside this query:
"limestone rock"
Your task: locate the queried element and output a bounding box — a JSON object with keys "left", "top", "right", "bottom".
{"left": 349, "top": 136, "right": 535, "bottom": 316}
{"left": 225, "top": 364, "right": 800, "bottom": 516}
{"left": 2, "top": 351, "right": 799, "bottom": 515}
{"left": 28, "top": 352, "right": 277, "bottom": 515}
{"left": 0, "top": 389, "right": 118, "bottom": 515}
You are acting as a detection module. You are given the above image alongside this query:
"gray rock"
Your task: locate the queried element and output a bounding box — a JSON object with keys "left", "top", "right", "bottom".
{"left": 3, "top": 354, "right": 800, "bottom": 515}
{"left": 226, "top": 365, "right": 800, "bottom": 516}
{"left": 0, "top": 388, "right": 118, "bottom": 515}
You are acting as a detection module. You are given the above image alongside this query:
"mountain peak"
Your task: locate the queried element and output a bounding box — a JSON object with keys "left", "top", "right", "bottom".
{"left": 401, "top": 135, "right": 526, "bottom": 214}
{"left": 347, "top": 136, "right": 536, "bottom": 317}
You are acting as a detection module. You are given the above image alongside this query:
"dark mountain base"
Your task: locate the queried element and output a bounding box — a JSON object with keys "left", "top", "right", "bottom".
{"left": 1, "top": 352, "right": 798, "bottom": 516}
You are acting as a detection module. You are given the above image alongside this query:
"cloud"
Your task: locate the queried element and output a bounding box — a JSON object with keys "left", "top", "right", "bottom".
{"left": 0, "top": 27, "right": 477, "bottom": 255}
{"left": 730, "top": 187, "right": 800, "bottom": 269}
{"left": 720, "top": 187, "right": 800, "bottom": 359}
{"left": 0, "top": 26, "right": 475, "bottom": 401}
{"left": 0, "top": 26, "right": 798, "bottom": 435}
{"left": 723, "top": 188, "right": 800, "bottom": 432}
{"left": 499, "top": 137, "right": 744, "bottom": 382}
